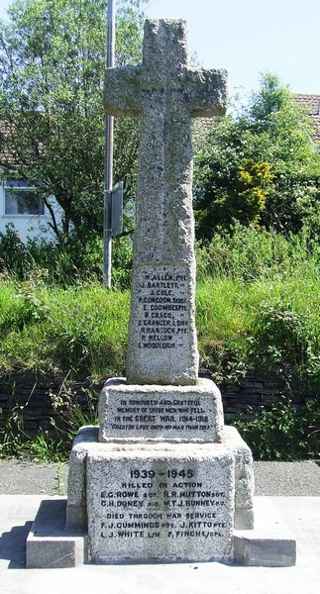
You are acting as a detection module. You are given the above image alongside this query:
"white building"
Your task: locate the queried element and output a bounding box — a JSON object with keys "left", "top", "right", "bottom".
{"left": 0, "top": 179, "right": 62, "bottom": 242}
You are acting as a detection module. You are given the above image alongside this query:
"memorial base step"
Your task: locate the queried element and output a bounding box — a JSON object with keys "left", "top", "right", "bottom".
{"left": 233, "top": 497, "right": 296, "bottom": 566}
{"left": 25, "top": 497, "right": 296, "bottom": 568}
{"left": 26, "top": 498, "right": 87, "bottom": 568}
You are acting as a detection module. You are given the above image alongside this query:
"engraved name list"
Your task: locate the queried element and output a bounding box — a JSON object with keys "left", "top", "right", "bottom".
{"left": 136, "top": 267, "right": 190, "bottom": 350}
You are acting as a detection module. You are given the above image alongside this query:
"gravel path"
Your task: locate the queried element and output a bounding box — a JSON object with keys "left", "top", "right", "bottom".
{"left": 0, "top": 460, "right": 319, "bottom": 496}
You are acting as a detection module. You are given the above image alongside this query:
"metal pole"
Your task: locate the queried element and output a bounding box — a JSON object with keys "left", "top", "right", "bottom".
{"left": 103, "top": 0, "right": 115, "bottom": 287}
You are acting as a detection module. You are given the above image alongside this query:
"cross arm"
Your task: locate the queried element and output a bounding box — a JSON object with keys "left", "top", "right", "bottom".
{"left": 184, "top": 68, "right": 227, "bottom": 118}
{"left": 105, "top": 65, "right": 143, "bottom": 117}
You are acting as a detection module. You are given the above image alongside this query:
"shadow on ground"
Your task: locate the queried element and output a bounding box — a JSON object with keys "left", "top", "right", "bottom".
{"left": 0, "top": 522, "right": 32, "bottom": 568}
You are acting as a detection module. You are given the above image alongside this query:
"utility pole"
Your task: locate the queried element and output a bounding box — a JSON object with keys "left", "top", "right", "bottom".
{"left": 103, "top": 0, "right": 115, "bottom": 287}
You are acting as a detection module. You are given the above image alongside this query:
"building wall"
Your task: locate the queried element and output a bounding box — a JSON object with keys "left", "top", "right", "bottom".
{"left": 294, "top": 94, "right": 320, "bottom": 142}
{"left": 0, "top": 181, "right": 63, "bottom": 242}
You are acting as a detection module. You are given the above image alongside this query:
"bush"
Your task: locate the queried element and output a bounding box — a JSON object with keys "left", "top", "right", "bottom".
{"left": 196, "top": 222, "right": 320, "bottom": 282}
{"left": 235, "top": 397, "right": 320, "bottom": 460}
{"left": 0, "top": 225, "right": 34, "bottom": 279}
{"left": 194, "top": 74, "right": 320, "bottom": 240}
{"left": 250, "top": 303, "right": 311, "bottom": 390}
{"left": 0, "top": 225, "right": 133, "bottom": 288}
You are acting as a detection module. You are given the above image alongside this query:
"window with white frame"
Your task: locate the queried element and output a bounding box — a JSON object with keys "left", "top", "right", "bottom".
{"left": 4, "top": 180, "right": 44, "bottom": 216}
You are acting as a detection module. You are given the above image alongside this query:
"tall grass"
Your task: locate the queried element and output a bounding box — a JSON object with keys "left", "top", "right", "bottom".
{"left": 1, "top": 224, "right": 320, "bottom": 460}
{"left": 1, "top": 266, "right": 320, "bottom": 387}
{"left": 197, "top": 222, "right": 320, "bottom": 282}
{"left": 0, "top": 282, "right": 129, "bottom": 378}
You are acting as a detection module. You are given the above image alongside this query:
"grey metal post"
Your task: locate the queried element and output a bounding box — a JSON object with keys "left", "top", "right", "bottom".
{"left": 103, "top": 0, "right": 115, "bottom": 287}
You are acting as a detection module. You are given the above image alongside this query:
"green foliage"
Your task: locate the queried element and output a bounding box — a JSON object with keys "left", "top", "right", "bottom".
{"left": 250, "top": 303, "right": 310, "bottom": 389}
{"left": 235, "top": 398, "right": 320, "bottom": 461}
{"left": 196, "top": 222, "right": 320, "bottom": 282}
{"left": 0, "top": 401, "right": 26, "bottom": 457}
{"left": 0, "top": 225, "right": 34, "bottom": 278}
{"left": 26, "top": 432, "right": 66, "bottom": 462}
{"left": 194, "top": 74, "right": 320, "bottom": 240}
{"left": 111, "top": 236, "right": 133, "bottom": 290}
{"left": 0, "top": 0, "right": 147, "bottom": 241}
{"left": 0, "top": 372, "right": 98, "bottom": 461}
{"left": 2, "top": 226, "right": 320, "bottom": 387}
{"left": 0, "top": 279, "right": 130, "bottom": 378}
{"left": 1, "top": 224, "right": 320, "bottom": 460}
{"left": 0, "top": 224, "right": 132, "bottom": 287}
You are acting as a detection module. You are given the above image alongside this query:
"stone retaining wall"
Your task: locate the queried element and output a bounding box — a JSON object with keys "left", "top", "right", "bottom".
{"left": 0, "top": 371, "right": 307, "bottom": 437}
{"left": 0, "top": 372, "right": 101, "bottom": 436}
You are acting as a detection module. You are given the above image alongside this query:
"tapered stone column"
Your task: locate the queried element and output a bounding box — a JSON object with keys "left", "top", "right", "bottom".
{"left": 104, "top": 20, "right": 226, "bottom": 385}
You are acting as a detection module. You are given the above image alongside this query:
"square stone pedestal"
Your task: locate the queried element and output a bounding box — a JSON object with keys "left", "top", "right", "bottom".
{"left": 65, "top": 425, "right": 255, "bottom": 536}
{"left": 64, "top": 423, "right": 257, "bottom": 564}
{"left": 86, "top": 442, "right": 235, "bottom": 564}
{"left": 26, "top": 426, "right": 296, "bottom": 568}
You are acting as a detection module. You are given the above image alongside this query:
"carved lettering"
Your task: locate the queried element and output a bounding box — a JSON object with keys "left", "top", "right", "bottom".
{"left": 137, "top": 270, "right": 189, "bottom": 350}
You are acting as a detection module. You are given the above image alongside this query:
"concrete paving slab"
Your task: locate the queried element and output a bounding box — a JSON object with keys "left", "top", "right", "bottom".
{"left": 0, "top": 496, "right": 319, "bottom": 594}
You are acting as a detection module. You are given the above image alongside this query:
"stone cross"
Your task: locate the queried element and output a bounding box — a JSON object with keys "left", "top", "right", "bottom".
{"left": 105, "top": 19, "right": 227, "bottom": 385}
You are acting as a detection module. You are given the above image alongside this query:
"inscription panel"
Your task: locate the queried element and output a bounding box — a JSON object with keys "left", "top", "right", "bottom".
{"left": 136, "top": 267, "right": 190, "bottom": 351}
{"left": 98, "top": 379, "right": 224, "bottom": 443}
{"left": 87, "top": 450, "right": 234, "bottom": 563}
{"left": 127, "top": 264, "right": 198, "bottom": 385}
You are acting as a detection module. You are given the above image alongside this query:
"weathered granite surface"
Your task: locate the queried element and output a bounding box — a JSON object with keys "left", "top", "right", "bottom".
{"left": 66, "top": 426, "right": 99, "bottom": 530}
{"left": 98, "top": 377, "right": 224, "bottom": 443}
{"left": 105, "top": 19, "right": 227, "bottom": 385}
{"left": 222, "top": 426, "right": 254, "bottom": 529}
{"left": 66, "top": 425, "right": 254, "bottom": 533}
{"left": 86, "top": 443, "right": 234, "bottom": 564}
{"left": 27, "top": 499, "right": 87, "bottom": 568}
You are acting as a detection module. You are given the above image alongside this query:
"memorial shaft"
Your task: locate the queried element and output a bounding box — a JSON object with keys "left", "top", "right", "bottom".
{"left": 105, "top": 19, "right": 227, "bottom": 385}
{"left": 128, "top": 97, "right": 198, "bottom": 385}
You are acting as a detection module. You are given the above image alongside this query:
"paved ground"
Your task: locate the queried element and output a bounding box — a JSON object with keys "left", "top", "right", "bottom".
{"left": 0, "top": 459, "right": 319, "bottom": 593}
{"left": 253, "top": 461, "right": 320, "bottom": 496}
{"left": 0, "top": 460, "right": 319, "bottom": 495}
{"left": 0, "top": 461, "right": 67, "bottom": 495}
{"left": 0, "top": 496, "right": 319, "bottom": 594}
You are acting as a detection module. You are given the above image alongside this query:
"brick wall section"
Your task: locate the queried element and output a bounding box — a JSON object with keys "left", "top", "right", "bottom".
{"left": 0, "top": 371, "right": 307, "bottom": 436}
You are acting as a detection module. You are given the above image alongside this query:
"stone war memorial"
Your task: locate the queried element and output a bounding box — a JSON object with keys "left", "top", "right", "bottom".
{"left": 26, "top": 19, "right": 296, "bottom": 568}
